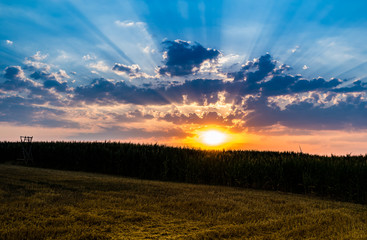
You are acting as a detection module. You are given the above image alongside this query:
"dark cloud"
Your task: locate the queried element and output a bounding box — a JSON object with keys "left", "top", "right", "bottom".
{"left": 260, "top": 75, "right": 298, "bottom": 96}
{"left": 30, "top": 71, "right": 69, "bottom": 92}
{"left": 72, "top": 73, "right": 353, "bottom": 107}
{"left": 226, "top": 54, "right": 279, "bottom": 96}
{"left": 332, "top": 80, "right": 367, "bottom": 93}
{"left": 1, "top": 66, "right": 70, "bottom": 109}
{"left": 243, "top": 95, "right": 367, "bottom": 130}
{"left": 74, "top": 78, "right": 169, "bottom": 105}
{"left": 227, "top": 54, "right": 345, "bottom": 97}
{"left": 290, "top": 77, "right": 342, "bottom": 93}
{"left": 157, "top": 40, "right": 220, "bottom": 76}
{"left": 3, "top": 66, "right": 24, "bottom": 80}
{"left": 75, "top": 78, "right": 227, "bottom": 106}
{"left": 30, "top": 71, "right": 51, "bottom": 80}
{"left": 1, "top": 66, "right": 41, "bottom": 92}
{"left": 112, "top": 63, "right": 140, "bottom": 76}
{"left": 1, "top": 66, "right": 32, "bottom": 91}
{"left": 228, "top": 53, "right": 276, "bottom": 83}
{"left": 0, "top": 96, "right": 79, "bottom": 128}
{"left": 43, "top": 80, "right": 68, "bottom": 92}
{"left": 259, "top": 76, "right": 343, "bottom": 96}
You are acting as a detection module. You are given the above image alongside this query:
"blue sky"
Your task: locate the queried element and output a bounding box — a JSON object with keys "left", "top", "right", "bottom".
{"left": 1, "top": 0, "right": 367, "bottom": 154}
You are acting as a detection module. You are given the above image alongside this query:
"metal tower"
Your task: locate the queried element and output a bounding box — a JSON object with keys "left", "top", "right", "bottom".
{"left": 20, "top": 136, "right": 33, "bottom": 165}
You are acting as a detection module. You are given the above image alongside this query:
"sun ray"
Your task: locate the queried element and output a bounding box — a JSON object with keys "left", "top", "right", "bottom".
{"left": 64, "top": 0, "right": 134, "bottom": 65}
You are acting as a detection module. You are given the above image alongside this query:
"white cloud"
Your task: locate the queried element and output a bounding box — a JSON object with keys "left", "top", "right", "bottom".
{"left": 291, "top": 45, "right": 300, "bottom": 53}
{"left": 303, "top": 65, "right": 309, "bottom": 70}
{"left": 24, "top": 59, "right": 51, "bottom": 71}
{"left": 83, "top": 54, "right": 96, "bottom": 61}
{"left": 162, "top": 51, "right": 168, "bottom": 60}
{"left": 115, "top": 20, "right": 146, "bottom": 28}
{"left": 198, "top": 59, "right": 220, "bottom": 74}
{"left": 31, "top": 51, "right": 48, "bottom": 61}
{"left": 6, "top": 40, "right": 13, "bottom": 45}
{"left": 142, "top": 46, "right": 156, "bottom": 54}
{"left": 89, "top": 61, "right": 110, "bottom": 72}
{"left": 58, "top": 69, "right": 70, "bottom": 79}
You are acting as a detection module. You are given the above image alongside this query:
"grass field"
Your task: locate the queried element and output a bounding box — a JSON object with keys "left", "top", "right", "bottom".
{"left": 0, "top": 164, "right": 366, "bottom": 239}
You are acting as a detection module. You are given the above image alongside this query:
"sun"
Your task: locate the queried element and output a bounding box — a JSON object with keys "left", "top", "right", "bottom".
{"left": 182, "top": 126, "right": 247, "bottom": 150}
{"left": 200, "top": 130, "right": 228, "bottom": 146}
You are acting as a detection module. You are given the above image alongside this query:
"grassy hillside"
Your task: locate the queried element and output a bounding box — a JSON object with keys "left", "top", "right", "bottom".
{"left": 0, "top": 164, "right": 366, "bottom": 239}
{"left": 1, "top": 142, "right": 367, "bottom": 204}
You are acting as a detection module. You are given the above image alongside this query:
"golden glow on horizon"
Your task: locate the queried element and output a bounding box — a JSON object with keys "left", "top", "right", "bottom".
{"left": 183, "top": 126, "right": 247, "bottom": 150}
{"left": 200, "top": 130, "right": 227, "bottom": 146}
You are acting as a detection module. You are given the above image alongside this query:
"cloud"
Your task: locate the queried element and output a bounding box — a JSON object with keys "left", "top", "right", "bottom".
{"left": 74, "top": 77, "right": 227, "bottom": 106}
{"left": 289, "top": 78, "right": 342, "bottom": 93}
{"left": 228, "top": 53, "right": 276, "bottom": 83}
{"left": 113, "top": 63, "right": 140, "bottom": 74}
{"left": 3, "top": 66, "right": 25, "bottom": 80}
{"left": 115, "top": 20, "right": 146, "bottom": 28}
{"left": 74, "top": 78, "right": 169, "bottom": 105}
{"left": 30, "top": 70, "right": 70, "bottom": 92}
{"left": 112, "top": 63, "right": 141, "bottom": 77}
{"left": 243, "top": 94, "right": 367, "bottom": 130}
{"left": 259, "top": 76, "right": 343, "bottom": 97}
{"left": 6, "top": 40, "right": 13, "bottom": 45}
{"left": 1, "top": 66, "right": 42, "bottom": 92}
{"left": 1, "top": 66, "right": 70, "bottom": 108}
{"left": 333, "top": 80, "right": 367, "bottom": 93}
{"left": 160, "top": 111, "right": 233, "bottom": 126}
{"left": 143, "top": 46, "right": 156, "bottom": 54}
{"left": 0, "top": 96, "right": 79, "bottom": 128}
{"left": 112, "top": 63, "right": 155, "bottom": 79}
{"left": 82, "top": 54, "right": 96, "bottom": 61}
{"left": 0, "top": 67, "right": 74, "bottom": 127}
{"left": 71, "top": 69, "right": 347, "bottom": 108}
{"left": 225, "top": 54, "right": 345, "bottom": 97}
{"left": 157, "top": 40, "right": 220, "bottom": 76}
{"left": 88, "top": 61, "right": 110, "bottom": 72}
{"left": 23, "top": 52, "right": 52, "bottom": 72}
{"left": 30, "top": 51, "right": 48, "bottom": 61}
{"left": 291, "top": 45, "right": 300, "bottom": 53}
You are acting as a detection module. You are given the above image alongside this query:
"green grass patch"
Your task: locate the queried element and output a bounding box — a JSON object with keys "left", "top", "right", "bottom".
{"left": 0, "top": 164, "right": 366, "bottom": 239}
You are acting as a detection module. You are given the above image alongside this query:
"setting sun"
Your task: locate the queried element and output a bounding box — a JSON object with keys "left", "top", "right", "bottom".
{"left": 183, "top": 126, "right": 247, "bottom": 150}
{"left": 200, "top": 130, "right": 227, "bottom": 146}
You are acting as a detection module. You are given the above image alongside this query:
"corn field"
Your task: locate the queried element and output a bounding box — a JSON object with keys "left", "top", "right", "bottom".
{"left": 1, "top": 141, "right": 366, "bottom": 204}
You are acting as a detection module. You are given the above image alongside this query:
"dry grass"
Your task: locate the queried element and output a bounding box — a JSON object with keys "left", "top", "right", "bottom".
{"left": 0, "top": 164, "right": 366, "bottom": 239}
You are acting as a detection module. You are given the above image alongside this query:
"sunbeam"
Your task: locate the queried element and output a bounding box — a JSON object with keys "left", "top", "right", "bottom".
{"left": 64, "top": 0, "right": 134, "bottom": 65}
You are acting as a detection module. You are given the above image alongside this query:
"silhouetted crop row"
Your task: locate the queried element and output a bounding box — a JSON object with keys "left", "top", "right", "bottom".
{"left": 1, "top": 141, "right": 366, "bottom": 204}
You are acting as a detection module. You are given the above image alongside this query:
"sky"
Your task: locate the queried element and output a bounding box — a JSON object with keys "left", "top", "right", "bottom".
{"left": 1, "top": 0, "right": 367, "bottom": 155}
